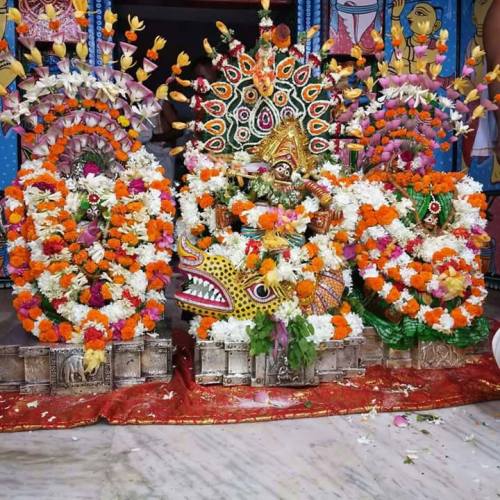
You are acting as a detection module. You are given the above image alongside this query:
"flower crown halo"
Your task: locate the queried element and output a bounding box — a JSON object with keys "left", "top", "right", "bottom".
{"left": 169, "top": 0, "right": 345, "bottom": 162}
{"left": 0, "top": 3, "right": 184, "bottom": 369}
{"left": 337, "top": 28, "right": 500, "bottom": 171}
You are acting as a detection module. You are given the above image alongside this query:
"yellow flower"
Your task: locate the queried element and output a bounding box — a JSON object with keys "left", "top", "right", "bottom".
{"left": 321, "top": 38, "right": 335, "bottom": 53}
{"left": 485, "top": 65, "right": 500, "bottom": 83}
{"left": 41, "top": 4, "right": 58, "bottom": 20}
{"left": 9, "top": 59, "right": 26, "bottom": 78}
{"left": 117, "top": 115, "right": 130, "bottom": 127}
{"left": 136, "top": 68, "right": 149, "bottom": 82}
{"left": 151, "top": 36, "right": 167, "bottom": 52}
{"left": 453, "top": 77, "right": 471, "bottom": 94}
{"left": 370, "top": 29, "right": 383, "bottom": 44}
{"left": 306, "top": 25, "right": 319, "bottom": 39}
{"left": 128, "top": 15, "right": 145, "bottom": 32}
{"left": 0, "top": 84, "right": 7, "bottom": 97}
{"left": 172, "top": 51, "right": 190, "bottom": 75}
{"left": 83, "top": 349, "right": 106, "bottom": 374}
{"left": 203, "top": 38, "right": 214, "bottom": 56}
{"left": 25, "top": 48, "right": 43, "bottom": 67}
{"left": 7, "top": 8, "right": 22, "bottom": 24}
{"left": 120, "top": 55, "right": 135, "bottom": 71}
{"left": 104, "top": 9, "right": 117, "bottom": 25}
{"left": 72, "top": 0, "right": 88, "bottom": 18}
{"left": 464, "top": 88, "right": 479, "bottom": 104}
{"left": 76, "top": 42, "right": 88, "bottom": 61}
{"left": 53, "top": 42, "right": 66, "bottom": 59}
{"left": 415, "top": 59, "right": 427, "bottom": 74}
{"left": 261, "top": 0, "right": 270, "bottom": 10}
{"left": 393, "top": 58, "right": 405, "bottom": 75}
{"left": 350, "top": 45, "right": 363, "bottom": 60}
{"left": 377, "top": 61, "right": 389, "bottom": 77}
{"left": 429, "top": 63, "right": 442, "bottom": 80}
{"left": 439, "top": 29, "right": 449, "bottom": 42}
{"left": 440, "top": 267, "right": 467, "bottom": 301}
{"left": 472, "top": 105, "right": 486, "bottom": 121}
{"left": 216, "top": 21, "right": 230, "bottom": 36}
{"left": 343, "top": 88, "right": 362, "bottom": 100}
{"left": 155, "top": 84, "right": 169, "bottom": 100}
{"left": 365, "top": 76, "right": 375, "bottom": 92}
{"left": 471, "top": 46, "right": 485, "bottom": 61}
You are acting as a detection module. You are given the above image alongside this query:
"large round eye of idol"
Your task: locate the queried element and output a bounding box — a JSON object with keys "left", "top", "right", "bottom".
{"left": 246, "top": 283, "right": 277, "bottom": 303}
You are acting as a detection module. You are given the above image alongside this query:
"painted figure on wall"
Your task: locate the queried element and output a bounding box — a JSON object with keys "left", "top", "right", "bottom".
{"left": 0, "top": 0, "right": 15, "bottom": 90}
{"left": 389, "top": 0, "right": 443, "bottom": 73}
{"left": 462, "top": 0, "right": 500, "bottom": 184}
{"left": 329, "top": 0, "right": 383, "bottom": 54}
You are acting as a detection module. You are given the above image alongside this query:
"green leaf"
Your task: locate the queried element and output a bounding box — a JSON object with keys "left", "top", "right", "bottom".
{"left": 436, "top": 192, "right": 453, "bottom": 226}
{"left": 247, "top": 312, "right": 274, "bottom": 356}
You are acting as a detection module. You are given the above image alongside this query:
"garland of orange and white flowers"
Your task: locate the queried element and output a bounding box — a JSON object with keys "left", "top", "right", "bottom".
{"left": 4, "top": 148, "right": 175, "bottom": 365}
{"left": 188, "top": 298, "right": 364, "bottom": 344}
{"left": 178, "top": 145, "right": 351, "bottom": 295}
{"left": 326, "top": 173, "right": 489, "bottom": 333}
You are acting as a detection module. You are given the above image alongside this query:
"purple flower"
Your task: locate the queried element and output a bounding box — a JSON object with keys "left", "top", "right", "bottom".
{"left": 462, "top": 65, "right": 474, "bottom": 77}
{"left": 78, "top": 219, "right": 101, "bottom": 247}
{"left": 270, "top": 319, "right": 289, "bottom": 360}
{"left": 32, "top": 182, "right": 56, "bottom": 193}
{"left": 343, "top": 244, "right": 356, "bottom": 260}
{"left": 89, "top": 281, "right": 105, "bottom": 308}
{"left": 83, "top": 162, "right": 101, "bottom": 177}
{"left": 128, "top": 178, "right": 146, "bottom": 194}
{"left": 376, "top": 235, "right": 392, "bottom": 251}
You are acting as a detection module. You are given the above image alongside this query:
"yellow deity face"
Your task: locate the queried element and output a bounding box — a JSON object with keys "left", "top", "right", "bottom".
{"left": 407, "top": 2, "right": 441, "bottom": 35}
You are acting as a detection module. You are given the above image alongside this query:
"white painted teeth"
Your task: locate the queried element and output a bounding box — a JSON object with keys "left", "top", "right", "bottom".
{"left": 183, "top": 274, "right": 225, "bottom": 303}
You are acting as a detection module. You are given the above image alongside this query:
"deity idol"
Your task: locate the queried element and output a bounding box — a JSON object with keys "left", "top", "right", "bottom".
{"left": 174, "top": 1, "right": 365, "bottom": 367}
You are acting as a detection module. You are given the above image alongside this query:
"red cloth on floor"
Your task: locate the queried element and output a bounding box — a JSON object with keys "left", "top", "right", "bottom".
{"left": 0, "top": 329, "right": 499, "bottom": 432}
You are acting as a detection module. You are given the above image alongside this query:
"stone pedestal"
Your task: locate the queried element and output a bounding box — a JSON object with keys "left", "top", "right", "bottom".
{"left": 0, "top": 321, "right": 174, "bottom": 395}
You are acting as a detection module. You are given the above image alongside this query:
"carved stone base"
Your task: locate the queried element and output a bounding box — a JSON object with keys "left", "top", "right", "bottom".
{"left": 251, "top": 350, "right": 319, "bottom": 387}
{"left": 361, "top": 327, "right": 493, "bottom": 369}
{"left": 316, "top": 338, "right": 365, "bottom": 382}
{"left": 412, "top": 341, "right": 465, "bottom": 369}
{"left": 360, "top": 327, "right": 384, "bottom": 366}
{"left": 194, "top": 336, "right": 366, "bottom": 386}
{"left": 0, "top": 321, "right": 174, "bottom": 395}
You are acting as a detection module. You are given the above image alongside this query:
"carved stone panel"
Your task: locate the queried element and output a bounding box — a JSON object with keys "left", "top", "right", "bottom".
{"left": 142, "top": 336, "right": 174, "bottom": 382}
{"left": 0, "top": 345, "right": 24, "bottom": 392}
{"left": 113, "top": 339, "right": 144, "bottom": 388}
{"left": 360, "top": 327, "right": 384, "bottom": 366}
{"left": 251, "top": 350, "right": 319, "bottom": 387}
{"left": 412, "top": 341, "right": 466, "bottom": 369}
{"left": 49, "top": 344, "right": 112, "bottom": 395}
{"left": 194, "top": 340, "right": 226, "bottom": 384}
{"left": 223, "top": 341, "right": 251, "bottom": 386}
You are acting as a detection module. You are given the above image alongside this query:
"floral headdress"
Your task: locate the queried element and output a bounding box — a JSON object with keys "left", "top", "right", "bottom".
{"left": 0, "top": 4, "right": 185, "bottom": 369}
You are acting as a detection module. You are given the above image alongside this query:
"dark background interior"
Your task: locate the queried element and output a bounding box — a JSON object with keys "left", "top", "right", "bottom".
{"left": 116, "top": 0, "right": 296, "bottom": 89}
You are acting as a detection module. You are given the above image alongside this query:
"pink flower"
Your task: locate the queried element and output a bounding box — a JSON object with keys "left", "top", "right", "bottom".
{"left": 128, "top": 178, "right": 146, "bottom": 194}
{"left": 83, "top": 162, "right": 101, "bottom": 176}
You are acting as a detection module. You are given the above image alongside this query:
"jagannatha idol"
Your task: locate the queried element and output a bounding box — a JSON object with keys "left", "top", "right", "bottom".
{"left": 174, "top": 0, "right": 365, "bottom": 385}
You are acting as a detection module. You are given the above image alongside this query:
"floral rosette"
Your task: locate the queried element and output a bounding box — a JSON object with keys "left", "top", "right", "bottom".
{"left": 329, "top": 172, "right": 490, "bottom": 349}
{"left": 0, "top": 7, "right": 181, "bottom": 367}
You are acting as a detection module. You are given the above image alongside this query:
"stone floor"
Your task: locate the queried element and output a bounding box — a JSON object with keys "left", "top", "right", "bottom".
{"left": 0, "top": 402, "right": 498, "bottom": 500}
